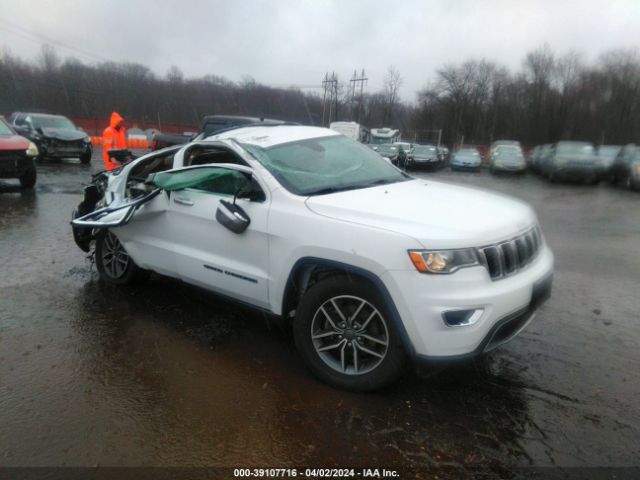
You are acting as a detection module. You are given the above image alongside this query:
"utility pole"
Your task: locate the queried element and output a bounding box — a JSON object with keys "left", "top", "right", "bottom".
{"left": 349, "top": 68, "right": 368, "bottom": 123}
{"left": 321, "top": 72, "right": 339, "bottom": 126}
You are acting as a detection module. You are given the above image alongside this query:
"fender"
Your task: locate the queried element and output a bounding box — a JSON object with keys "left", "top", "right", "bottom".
{"left": 282, "top": 257, "right": 416, "bottom": 357}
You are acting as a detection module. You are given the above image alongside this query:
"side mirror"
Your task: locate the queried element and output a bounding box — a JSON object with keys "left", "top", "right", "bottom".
{"left": 216, "top": 199, "right": 250, "bottom": 234}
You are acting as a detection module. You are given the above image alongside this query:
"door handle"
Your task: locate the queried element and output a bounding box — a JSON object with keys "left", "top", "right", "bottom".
{"left": 174, "top": 196, "right": 194, "bottom": 206}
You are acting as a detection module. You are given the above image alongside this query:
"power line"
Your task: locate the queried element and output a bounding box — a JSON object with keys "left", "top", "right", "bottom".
{"left": 321, "top": 72, "right": 338, "bottom": 126}
{"left": 349, "top": 68, "right": 367, "bottom": 122}
{"left": 0, "top": 17, "right": 110, "bottom": 62}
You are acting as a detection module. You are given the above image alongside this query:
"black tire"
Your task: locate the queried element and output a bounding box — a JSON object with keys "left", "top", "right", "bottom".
{"left": 293, "top": 275, "right": 405, "bottom": 391}
{"left": 19, "top": 165, "right": 37, "bottom": 188}
{"left": 95, "top": 230, "right": 150, "bottom": 285}
{"left": 80, "top": 151, "right": 92, "bottom": 165}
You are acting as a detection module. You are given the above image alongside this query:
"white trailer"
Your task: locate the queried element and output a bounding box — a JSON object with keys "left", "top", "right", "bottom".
{"left": 329, "top": 122, "right": 371, "bottom": 144}
{"left": 370, "top": 127, "right": 400, "bottom": 144}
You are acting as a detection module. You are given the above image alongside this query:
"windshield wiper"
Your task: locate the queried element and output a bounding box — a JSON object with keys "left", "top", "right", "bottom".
{"left": 307, "top": 178, "right": 404, "bottom": 196}
{"left": 306, "top": 185, "right": 360, "bottom": 196}
{"left": 354, "top": 178, "right": 401, "bottom": 188}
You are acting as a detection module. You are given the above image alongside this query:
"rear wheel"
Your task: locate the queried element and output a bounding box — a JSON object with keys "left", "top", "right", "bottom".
{"left": 293, "top": 276, "right": 405, "bottom": 391}
{"left": 19, "top": 165, "right": 37, "bottom": 188}
{"left": 95, "top": 230, "right": 149, "bottom": 284}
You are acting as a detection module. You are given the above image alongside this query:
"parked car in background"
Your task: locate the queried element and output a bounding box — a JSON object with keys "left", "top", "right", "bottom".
{"left": 0, "top": 115, "right": 39, "bottom": 188}
{"left": 71, "top": 125, "right": 553, "bottom": 391}
{"left": 407, "top": 144, "right": 440, "bottom": 169}
{"left": 488, "top": 141, "right": 526, "bottom": 173}
{"left": 451, "top": 148, "right": 482, "bottom": 171}
{"left": 542, "top": 142, "right": 599, "bottom": 183}
{"left": 9, "top": 112, "right": 92, "bottom": 164}
{"left": 610, "top": 144, "right": 640, "bottom": 190}
{"left": 151, "top": 115, "right": 293, "bottom": 151}
{"left": 393, "top": 142, "right": 413, "bottom": 166}
{"left": 596, "top": 145, "right": 622, "bottom": 177}
{"left": 371, "top": 143, "right": 400, "bottom": 165}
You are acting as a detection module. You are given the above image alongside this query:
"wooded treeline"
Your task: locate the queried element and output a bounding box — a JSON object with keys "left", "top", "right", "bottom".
{"left": 415, "top": 46, "right": 640, "bottom": 146}
{"left": 1, "top": 45, "right": 639, "bottom": 146}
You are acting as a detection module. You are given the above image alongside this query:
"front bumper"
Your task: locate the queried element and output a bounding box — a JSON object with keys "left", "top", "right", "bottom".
{"left": 0, "top": 153, "right": 34, "bottom": 178}
{"left": 493, "top": 163, "right": 526, "bottom": 172}
{"left": 410, "top": 157, "right": 439, "bottom": 165}
{"left": 381, "top": 243, "right": 554, "bottom": 358}
{"left": 552, "top": 165, "right": 597, "bottom": 180}
{"left": 452, "top": 162, "right": 481, "bottom": 170}
{"left": 40, "top": 141, "right": 91, "bottom": 158}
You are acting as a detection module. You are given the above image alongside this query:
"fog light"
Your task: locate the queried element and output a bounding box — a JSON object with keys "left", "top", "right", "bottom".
{"left": 442, "top": 308, "right": 483, "bottom": 327}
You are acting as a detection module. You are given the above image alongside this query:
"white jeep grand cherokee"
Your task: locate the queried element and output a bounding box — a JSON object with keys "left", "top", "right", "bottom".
{"left": 72, "top": 125, "right": 553, "bottom": 391}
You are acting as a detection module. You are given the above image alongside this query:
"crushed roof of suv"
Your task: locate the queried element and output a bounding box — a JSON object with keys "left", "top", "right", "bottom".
{"left": 207, "top": 125, "right": 339, "bottom": 148}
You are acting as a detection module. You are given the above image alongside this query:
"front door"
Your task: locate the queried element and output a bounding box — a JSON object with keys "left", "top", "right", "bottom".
{"left": 167, "top": 167, "right": 271, "bottom": 309}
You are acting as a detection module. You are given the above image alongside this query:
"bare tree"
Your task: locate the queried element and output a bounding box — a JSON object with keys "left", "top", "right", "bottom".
{"left": 38, "top": 44, "right": 60, "bottom": 73}
{"left": 383, "top": 66, "right": 403, "bottom": 124}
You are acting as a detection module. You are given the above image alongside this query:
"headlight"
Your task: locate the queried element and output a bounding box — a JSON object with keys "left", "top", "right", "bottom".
{"left": 408, "top": 249, "right": 480, "bottom": 274}
{"left": 25, "top": 142, "right": 39, "bottom": 157}
{"left": 633, "top": 163, "right": 640, "bottom": 175}
{"left": 83, "top": 135, "right": 91, "bottom": 143}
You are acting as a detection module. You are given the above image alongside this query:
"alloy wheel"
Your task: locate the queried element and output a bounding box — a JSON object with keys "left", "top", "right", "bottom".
{"left": 101, "top": 231, "right": 130, "bottom": 279}
{"left": 310, "top": 295, "right": 389, "bottom": 375}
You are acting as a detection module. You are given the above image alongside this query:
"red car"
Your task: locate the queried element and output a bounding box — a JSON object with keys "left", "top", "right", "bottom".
{"left": 0, "top": 115, "right": 38, "bottom": 188}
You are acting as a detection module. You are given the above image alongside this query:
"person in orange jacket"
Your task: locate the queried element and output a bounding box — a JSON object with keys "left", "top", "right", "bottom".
{"left": 102, "top": 112, "right": 127, "bottom": 170}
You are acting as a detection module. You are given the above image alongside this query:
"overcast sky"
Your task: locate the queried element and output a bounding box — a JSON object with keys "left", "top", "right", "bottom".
{"left": 1, "top": 0, "right": 639, "bottom": 101}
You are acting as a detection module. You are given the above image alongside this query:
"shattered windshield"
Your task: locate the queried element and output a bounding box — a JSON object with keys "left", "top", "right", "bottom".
{"left": 30, "top": 115, "right": 76, "bottom": 130}
{"left": 241, "top": 135, "right": 407, "bottom": 195}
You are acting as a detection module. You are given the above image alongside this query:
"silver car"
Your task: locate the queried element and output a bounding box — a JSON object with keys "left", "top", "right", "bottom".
{"left": 408, "top": 144, "right": 440, "bottom": 169}
{"left": 489, "top": 143, "right": 526, "bottom": 173}
{"left": 451, "top": 148, "right": 482, "bottom": 171}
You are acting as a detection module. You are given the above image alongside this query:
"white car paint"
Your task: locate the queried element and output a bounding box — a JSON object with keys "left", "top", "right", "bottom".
{"left": 80, "top": 125, "right": 553, "bottom": 361}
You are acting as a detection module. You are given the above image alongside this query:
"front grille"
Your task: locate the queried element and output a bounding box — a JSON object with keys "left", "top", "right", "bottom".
{"left": 49, "top": 139, "right": 83, "bottom": 147}
{"left": 0, "top": 150, "right": 26, "bottom": 160}
{"left": 478, "top": 227, "right": 542, "bottom": 280}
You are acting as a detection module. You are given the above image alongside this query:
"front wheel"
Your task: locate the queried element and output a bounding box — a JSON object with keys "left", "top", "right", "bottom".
{"left": 80, "top": 151, "right": 92, "bottom": 164}
{"left": 19, "top": 165, "right": 37, "bottom": 188}
{"left": 95, "top": 230, "right": 149, "bottom": 284}
{"left": 293, "top": 276, "right": 405, "bottom": 391}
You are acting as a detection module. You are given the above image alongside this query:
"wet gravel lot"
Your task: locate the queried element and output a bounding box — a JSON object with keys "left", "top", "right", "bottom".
{"left": 1, "top": 152, "right": 639, "bottom": 477}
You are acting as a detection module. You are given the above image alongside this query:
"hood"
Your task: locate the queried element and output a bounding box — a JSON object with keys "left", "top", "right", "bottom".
{"left": 413, "top": 153, "right": 437, "bottom": 160}
{"left": 495, "top": 154, "right": 525, "bottom": 164}
{"left": 453, "top": 155, "right": 481, "bottom": 164}
{"left": 305, "top": 179, "right": 537, "bottom": 249}
{"left": 555, "top": 153, "right": 596, "bottom": 163}
{"left": 110, "top": 112, "right": 124, "bottom": 129}
{"left": 40, "top": 127, "right": 87, "bottom": 141}
{"left": 0, "top": 133, "right": 31, "bottom": 151}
